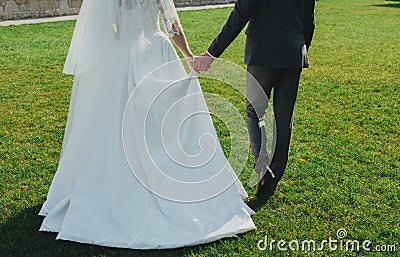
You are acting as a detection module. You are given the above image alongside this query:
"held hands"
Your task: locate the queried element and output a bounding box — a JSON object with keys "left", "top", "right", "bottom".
{"left": 193, "top": 52, "right": 215, "bottom": 74}
{"left": 184, "top": 55, "right": 196, "bottom": 71}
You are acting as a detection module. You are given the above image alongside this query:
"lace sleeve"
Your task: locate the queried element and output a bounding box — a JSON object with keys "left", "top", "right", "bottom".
{"left": 159, "top": 0, "right": 182, "bottom": 37}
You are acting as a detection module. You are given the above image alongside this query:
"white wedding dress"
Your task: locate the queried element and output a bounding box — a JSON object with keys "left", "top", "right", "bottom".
{"left": 39, "top": 0, "right": 255, "bottom": 249}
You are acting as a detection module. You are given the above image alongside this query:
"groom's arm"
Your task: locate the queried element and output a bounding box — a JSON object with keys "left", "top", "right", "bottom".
{"left": 304, "top": 0, "right": 316, "bottom": 50}
{"left": 207, "top": 0, "right": 260, "bottom": 58}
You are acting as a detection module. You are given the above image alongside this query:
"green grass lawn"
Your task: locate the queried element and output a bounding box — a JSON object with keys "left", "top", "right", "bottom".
{"left": 1, "top": 0, "right": 399, "bottom": 256}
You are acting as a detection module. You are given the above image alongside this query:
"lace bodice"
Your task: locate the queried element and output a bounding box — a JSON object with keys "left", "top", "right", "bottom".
{"left": 115, "top": 0, "right": 182, "bottom": 38}
{"left": 63, "top": 0, "right": 182, "bottom": 75}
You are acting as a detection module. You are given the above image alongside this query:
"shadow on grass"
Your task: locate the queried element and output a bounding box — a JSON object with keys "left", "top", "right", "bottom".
{"left": 0, "top": 205, "right": 214, "bottom": 257}
{"left": 373, "top": 0, "right": 400, "bottom": 8}
{"left": 246, "top": 195, "right": 273, "bottom": 212}
{"left": 373, "top": 3, "right": 400, "bottom": 8}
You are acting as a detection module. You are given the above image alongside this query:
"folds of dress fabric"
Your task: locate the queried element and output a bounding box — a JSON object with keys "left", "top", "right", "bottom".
{"left": 39, "top": 0, "right": 256, "bottom": 249}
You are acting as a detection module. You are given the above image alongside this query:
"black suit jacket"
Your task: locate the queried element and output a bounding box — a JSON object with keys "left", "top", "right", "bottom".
{"left": 207, "top": 0, "right": 316, "bottom": 68}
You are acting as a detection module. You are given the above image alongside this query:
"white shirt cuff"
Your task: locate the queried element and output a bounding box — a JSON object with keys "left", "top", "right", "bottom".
{"left": 206, "top": 50, "right": 217, "bottom": 59}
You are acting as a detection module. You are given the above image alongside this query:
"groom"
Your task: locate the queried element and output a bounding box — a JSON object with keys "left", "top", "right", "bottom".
{"left": 194, "top": 0, "right": 316, "bottom": 198}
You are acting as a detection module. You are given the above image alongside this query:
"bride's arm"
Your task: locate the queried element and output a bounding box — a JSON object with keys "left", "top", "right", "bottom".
{"left": 159, "top": 0, "right": 193, "bottom": 59}
{"left": 170, "top": 29, "right": 194, "bottom": 59}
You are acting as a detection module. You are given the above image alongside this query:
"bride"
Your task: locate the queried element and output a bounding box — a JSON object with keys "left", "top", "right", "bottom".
{"left": 39, "top": 0, "right": 255, "bottom": 249}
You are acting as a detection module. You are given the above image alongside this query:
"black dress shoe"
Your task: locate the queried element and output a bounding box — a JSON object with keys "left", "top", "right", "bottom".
{"left": 256, "top": 169, "right": 278, "bottom": 198}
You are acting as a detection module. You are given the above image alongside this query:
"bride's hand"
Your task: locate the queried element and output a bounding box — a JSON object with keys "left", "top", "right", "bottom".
{"left": 184, "top": 55, "right": 196, "bottom": 72}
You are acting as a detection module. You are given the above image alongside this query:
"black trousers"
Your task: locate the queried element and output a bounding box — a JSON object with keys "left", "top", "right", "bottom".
{"left": 246, "top": 66, "right": 302, "bottom": 183}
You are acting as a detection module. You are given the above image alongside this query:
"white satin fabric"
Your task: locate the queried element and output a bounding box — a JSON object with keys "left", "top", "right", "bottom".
{"left": 39, "top": 0, "right": 255, "bottom": 249}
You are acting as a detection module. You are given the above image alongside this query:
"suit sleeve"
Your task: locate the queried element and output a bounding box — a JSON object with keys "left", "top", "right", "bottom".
{"left": 304, "top": 0, "right": 316, "bottom": 50}
{"left": 207, "top": 0, "right": 260, "bottom": 58}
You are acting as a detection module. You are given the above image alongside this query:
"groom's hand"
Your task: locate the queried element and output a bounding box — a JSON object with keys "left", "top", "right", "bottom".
{"left": 193, "top": 52, "right": 215, "bottom": 73}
